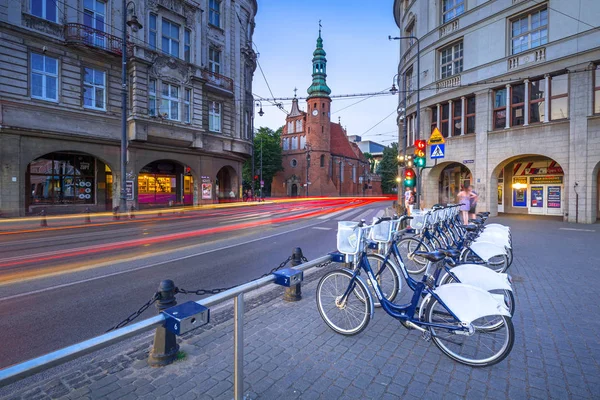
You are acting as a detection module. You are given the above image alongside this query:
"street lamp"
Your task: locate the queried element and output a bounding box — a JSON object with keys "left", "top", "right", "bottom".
{"left": 252, "top": 100, "right": 264, "bottom": 199}
{"left": 119, "top": 1, "right": 142, "bottom": 215}
{"left": 389, "top": 34, "right": 421, "bottom": 209}
{"left": 305, "top": 144, "right": 311, "bottom": 197}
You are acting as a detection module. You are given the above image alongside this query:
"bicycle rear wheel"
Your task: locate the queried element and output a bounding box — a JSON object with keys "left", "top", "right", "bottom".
{"left": 316, "top": 269, "right": 372, "bottom": 336}
{"left": 425, "top": 298, "right": 514, "bottom": 367}
{"left": 362, "top": 254, "right": 401, "bottom": 307}
{"left": 397, "top": 237, "right": 430, "bottom": 274}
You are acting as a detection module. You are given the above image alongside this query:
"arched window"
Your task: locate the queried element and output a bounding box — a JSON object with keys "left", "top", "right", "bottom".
{"left": 320, "top": 154, "right": 325, "bottom": 167}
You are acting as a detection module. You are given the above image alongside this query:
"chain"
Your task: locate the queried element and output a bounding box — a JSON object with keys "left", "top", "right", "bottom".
{"left": 176, "top": 287, "right": 233, "bottom": 296}
{"left": 106, "top": 292, "right": 160, "bottom": 332}
{"left": 261, "top": 255, "right": 293, "bottom": 278}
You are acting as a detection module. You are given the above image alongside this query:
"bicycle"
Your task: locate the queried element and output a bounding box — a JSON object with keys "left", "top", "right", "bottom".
{"left": 317, "top": 220, "right": 514, "bottom": 367}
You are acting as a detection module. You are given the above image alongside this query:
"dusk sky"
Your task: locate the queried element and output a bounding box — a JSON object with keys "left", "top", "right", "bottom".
{"left": 252, "top": 0, "right": 400, "bottom": 146}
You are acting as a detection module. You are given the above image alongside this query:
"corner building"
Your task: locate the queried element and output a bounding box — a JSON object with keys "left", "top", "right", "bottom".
{"left": 393, "top": 0, "right": 600, "bottom": 223}
{"left": 271, "top": 31, "right": 381, "bottom": 197}
{"left": 0, "top": 0, "right": 257, "bottom": 216}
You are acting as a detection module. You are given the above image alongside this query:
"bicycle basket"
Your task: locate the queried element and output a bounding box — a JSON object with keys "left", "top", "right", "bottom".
{"left": 337, "top": 221, "right": 363, "bottom": 254}
{"left": 370, "top": 218, "right": 393, "bottom": 243}
{"left": 411, "top": 211, "right": 427, "bottom": 230}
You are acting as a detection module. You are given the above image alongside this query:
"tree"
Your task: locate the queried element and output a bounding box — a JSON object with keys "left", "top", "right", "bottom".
{"left": 378, "top": 143, "right": 399, "bottom": 194}
{"left": 242, "top": 126, "right": 284, "bottom": 196}
{"left": 363, "top": 152, "right": 376, "bottom": 173}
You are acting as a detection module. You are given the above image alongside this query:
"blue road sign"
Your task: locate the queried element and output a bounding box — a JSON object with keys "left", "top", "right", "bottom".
{"left": 430, "top": 144, "right": 445, "bottom": 159}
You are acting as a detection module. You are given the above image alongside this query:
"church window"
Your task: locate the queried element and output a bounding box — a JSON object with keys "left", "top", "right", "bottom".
{"left": 291, "top": 136, "right": 298, "bottom": 150}
{"left": 320, "top": 155, "right": 325, "bottom": 167}
{"left": 296, "top": 119, "right": 303, "bottom": 132}
{"left": 321, "top": 125, "right": 324, "bottom": 133}
{"left": 300, "top": 135, "right": 306, "bottom": 149}
{"left": 288, "top": 121, "right": 295, "bottom": 133}
{"left": 291, "top": 159, "right": 297, "bottom": 167}
{"left": 308, "top": 127, "right": 311, "bottom": 133}
{"left": 283, "top": 138, "right": 289, "bottom": 150}
{"left": 314, "top": 103, "right": 317, "bottom": 109}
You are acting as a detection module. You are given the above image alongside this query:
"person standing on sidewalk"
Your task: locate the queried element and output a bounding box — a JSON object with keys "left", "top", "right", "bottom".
{"left": 404, "top": 187, "right": 415, "bottom": 216}
{"left": 457, "top": 186, "right": 471, "bottom": 224}
{"left": 468, "top": 185, "right": 479, "bottom": 220}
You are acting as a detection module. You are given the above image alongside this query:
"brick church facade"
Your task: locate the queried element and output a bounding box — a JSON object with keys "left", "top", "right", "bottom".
{"left": 271, "top": 31, "right": 382, "bottom": 197}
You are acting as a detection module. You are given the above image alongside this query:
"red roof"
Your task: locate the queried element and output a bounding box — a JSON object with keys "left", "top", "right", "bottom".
{"left": 330, "top": 123, "right": 366, "bottom": 161}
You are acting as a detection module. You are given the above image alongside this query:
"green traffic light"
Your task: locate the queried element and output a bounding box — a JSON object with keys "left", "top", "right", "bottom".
{"left": 415, "top": 157, "right": 426, "bottom": 167}
{"left": 404, "top": 178, "right": 415, "bottom": 187}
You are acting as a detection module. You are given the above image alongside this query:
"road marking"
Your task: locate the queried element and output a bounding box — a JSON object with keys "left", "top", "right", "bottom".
{"left": 559, "top": 228, "right": 596, "bottom": 232}
{"left": 335, "top": 208, "right": 367, "bottom": 221}
{"left": 317, "top": 208, "right": 352, "bottom": 219}
{"left": 0, "top": 217, "right": 332, "bottom": 301}
{"left": 312, "top": 227, "right": 332, "bottom": 230}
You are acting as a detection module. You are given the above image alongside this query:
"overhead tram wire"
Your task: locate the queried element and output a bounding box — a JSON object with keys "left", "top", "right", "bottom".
{"left": 359, "top": 109, "right": 398, "bottom": 138}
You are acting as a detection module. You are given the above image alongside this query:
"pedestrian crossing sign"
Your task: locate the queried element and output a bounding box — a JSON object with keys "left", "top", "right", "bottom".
{"left": 430, "top": 144, "right": 445, "bottom": 159}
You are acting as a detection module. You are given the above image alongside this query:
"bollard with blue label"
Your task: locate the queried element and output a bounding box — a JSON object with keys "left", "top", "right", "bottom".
{"left": 148, "top": 280, "right": 179, "bottom": 367}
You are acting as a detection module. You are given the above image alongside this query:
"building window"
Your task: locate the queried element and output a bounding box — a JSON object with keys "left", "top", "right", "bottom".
{"left": 283, "top": 138, "right": 289, "bottom": 151}
{"left": 300, "top": 135, "right": 306, "bottom": 149}
{"left": 149, "top": 14, "right": 157, "bottom": 49}
{"left": 184, "top": 29, "right": 191, "bottom": 62}
{"left": 352, "top": 166, "right": 357, "bottom": 183}
{"left": 493, "top": 88, "right": 507, "bottom": 130}
{"left": 511, "top": 83, "right": 525, "bottom": 126}
{"left": 30, "top": 53, "right": 58, "bottom": 102}
{"left": 431, "top": 107, "right": 438, "bottom": 131}
{"left": 291, "top": 136, "right": 298, "bottom": 150}
{"left": 244, "top": 111, "right": 250, "bottom": 139}
{"left": 291, "top": 159, "right": 297, "bottom": 167}
{"left": 296, "top": 119, "right": 303, "bottom": 132}
{"left": 184, "top": 88, "right": 191, "bottom": 123}
{"left": 160, "top": 83, "right": 179, "bottom": 120}
{"left": 594, "top": 66, "right": 600, "bottom": 114}
{"left": 209, "top": 0, "right": 221, "bottom": 28}
{"left": 465, "top": 96, "right": 475, "bottom": 134}
{"left": 405, "top": 20, "right": 415, "bottom": 46}
{"left": 83, "top": 0, "right": 106, "bottom": 48}
{"left": 529, "top": 78, "right": 545, "bottom": 123}
{"left": 452, "top": 101, "right": 461, "bottom": 136}
{"left": 440, "top": 41, "right": 463, "bottom": 79}
{"left": 83, "top": 67, "right": 106, "bottom": 110}
{"left": 550, "top": 74, "right": 568, "bottom": 120}
{"left": 442, "top": 0, "right": 464, "bottom": 24}
{"left": 31, "top": 0, "right": 57, "bottom": 22}
{"left": 320, "top": 154, "right": 325, "bottom": 167}
{"left": 148, "top": 79, "right": 157, "bottom": 116}
{"left": 209, "top": 101, "right": 221, "bottom": 132}
{"left": 405, "top": 66, "right": 414, "bottom": 93}
{"left": 287, "top": 121, "right": 294, "bottom": 134}
{"left": 511, "top": 8, "right": 548, "bottom": 55}
{"left": 162, "top": 19, "right": 180, "bottom": 58}
{"left": 441, "top": 103, "right": 449, "bottom": 138}
{"left": 209, "top": 47, "right": 221, "bottom": 74}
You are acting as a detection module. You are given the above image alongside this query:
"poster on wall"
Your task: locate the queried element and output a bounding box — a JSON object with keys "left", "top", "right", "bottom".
{"left": 547, "top": 186, "right": 561, "bottom": 208}
{"left": 201, "top": 176, "right": 212, "bottom": 200}
{"left": 530, "top": 186, "right": 544, "bottom": 207}
{"left": 513, "top": 189, "right": 527, "bottom": 207}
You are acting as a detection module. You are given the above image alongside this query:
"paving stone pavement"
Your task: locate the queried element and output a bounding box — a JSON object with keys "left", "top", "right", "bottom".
{"left": 1, "top": 215, "right": 599, "bottom": 399}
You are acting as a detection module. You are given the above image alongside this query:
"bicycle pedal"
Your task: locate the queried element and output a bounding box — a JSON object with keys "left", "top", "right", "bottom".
{"left": 422, "top": 330, "right": 431, "bottom": 342}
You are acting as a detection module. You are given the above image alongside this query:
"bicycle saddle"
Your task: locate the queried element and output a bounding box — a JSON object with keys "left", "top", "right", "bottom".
{"left": 413, "top": 250, "right": 445, "bottom": 262}
{"left": 461, "top": 224, "right": 479, "bottom": 232}
{"left": 477, "top": 212, "right": 490, "bottom": 217}
{"left": 468, "top": 218, "right": 484, "bottom": 224}
{"left": 438, "top": 248, "right": 460, "bottom": 259}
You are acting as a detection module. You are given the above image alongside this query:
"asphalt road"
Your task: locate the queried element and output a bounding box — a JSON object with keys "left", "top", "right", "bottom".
{"left": 0, "top": 198, "right": 392, "bottom": 369}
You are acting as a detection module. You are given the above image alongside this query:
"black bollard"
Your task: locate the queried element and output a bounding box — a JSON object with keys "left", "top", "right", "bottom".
{"left": 40, "top": 209, "right": 48, "bottom": 227}
{"left": 129, "top": 205, "right": 135, "bottom": 219}
{"left": 113, "top": 206, "right": 120, "bottom": 221}
{"left": 284, "top": 248, "right": 303, "bottom": 302}
{"left": 84, "top": 207, "right": 91, "bottom": 224}
{"left": 148, "top": 280, "right": 180, "bottom": 367}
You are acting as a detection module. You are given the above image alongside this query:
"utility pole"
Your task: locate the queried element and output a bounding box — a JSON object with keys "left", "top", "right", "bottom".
{"left": 259, "top": 135, "right": 263, "bottom": 200}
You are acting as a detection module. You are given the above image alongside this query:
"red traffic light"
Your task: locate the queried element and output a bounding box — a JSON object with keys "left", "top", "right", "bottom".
{"left": 405, "top": 169, "right": 414, "bottom": 178}
{"left": 415, "top": 140, "right": 426, "bottom": 150}
{"left": 254, "top": 175, "right": 258, "bottom": 180}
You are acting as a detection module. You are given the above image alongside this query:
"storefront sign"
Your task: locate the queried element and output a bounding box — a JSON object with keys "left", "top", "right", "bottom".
{"left": 530, "top": 176, "right": 563, "bottom": 184}
{"left": 547, "top": 186, "right": 561, "bottom": 208}
{"left": 513, "top": 177, "right": 528, "bottom": 184}
{"left": 126, "top": 181, "right": 134, "bottom": 200}
{"left": 201, "top": 176, "right": 212, "bottom": 200}
{"left": 530, "top": 186, "right": 544, "bottom": 207}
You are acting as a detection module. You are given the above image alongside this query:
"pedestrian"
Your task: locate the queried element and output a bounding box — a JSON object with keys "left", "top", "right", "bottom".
{"left": 404, "top": 187, "right": 415, "bottom": 216}
{"left": 229, "top": 189, "right": 235, "bottom": 202}
{"left": 468, "top": 185, "right": 479, "bottom": 220}
{"left": 457, "top": 186, "right": 471, "bottom": 225}
{"left": 243, "top": 191, "right": 248, "bottom": 202}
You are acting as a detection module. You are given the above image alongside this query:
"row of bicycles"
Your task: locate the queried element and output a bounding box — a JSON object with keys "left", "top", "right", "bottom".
{"left": 315, "top": 204, "right": 515, "bottom": 367}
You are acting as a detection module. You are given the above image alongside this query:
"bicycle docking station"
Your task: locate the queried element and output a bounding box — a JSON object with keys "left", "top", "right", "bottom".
{"left": 162, "top": 301, "right": 210, "bottom": 336}
{"left": 273, "top": 268, "right": 303, "bottom": 287}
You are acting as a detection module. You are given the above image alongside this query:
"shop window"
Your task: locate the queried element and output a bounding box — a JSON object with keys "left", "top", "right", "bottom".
{"left": 511, "top": 83, "right": 525, "bottom": 126}
{"left": 466, "top": 96, "right": 475, "bottom": 134}
{"left": 550, "top": 74, "right": 568, "bottom": 120}
{"left": 529, "top": 78, "right": 545, "bottom": 123}
{"left": 493, "top": 88, "right": 507, "bottom": 130}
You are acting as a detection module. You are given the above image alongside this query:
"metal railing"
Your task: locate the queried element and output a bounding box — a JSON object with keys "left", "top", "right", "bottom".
{"left": 64, "top": 23, "right": 124, "bottom": 56}
{"left": 0, "top": 254, "right": 333, "bottom": 399}
{"left": 201, "top": 69, "right": 234, "bottom": 92}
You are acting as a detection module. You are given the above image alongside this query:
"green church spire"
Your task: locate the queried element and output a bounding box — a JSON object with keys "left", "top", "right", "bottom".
{"left": 307, "top": 21, "right": 331, "bottom": 99}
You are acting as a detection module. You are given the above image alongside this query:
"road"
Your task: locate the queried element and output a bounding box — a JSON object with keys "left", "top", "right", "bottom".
{"left": 0, "top": 198, "right": 392, "bottom": 369}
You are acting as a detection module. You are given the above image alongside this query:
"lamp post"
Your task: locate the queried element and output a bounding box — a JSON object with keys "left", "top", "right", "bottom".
{"left": 304, "top": 144, "right": 311, "bottom": 197}
{"left": 389, "top": 35, "right": 421, "bottom": 209}
{"left": 253, "top": 101, "right": 264, "bottom": 198}
{"left": 119, "top": 1, "right": 142, "bottom": 215}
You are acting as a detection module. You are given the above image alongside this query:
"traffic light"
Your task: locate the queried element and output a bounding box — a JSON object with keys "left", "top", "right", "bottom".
{"left": 404, "top": 168, "right": 415, "bottom": 187}
{"left": 414, "top": 140, "right": 426, "bottom": 168}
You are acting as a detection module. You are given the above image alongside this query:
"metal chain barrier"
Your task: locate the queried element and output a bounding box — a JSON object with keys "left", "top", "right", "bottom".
{"left": 106, "top": 292, "right": 160, "bottom": 332}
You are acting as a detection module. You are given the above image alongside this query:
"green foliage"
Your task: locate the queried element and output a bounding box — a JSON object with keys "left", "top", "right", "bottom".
{"left": 242, "top": 126, "right": 284, "bottom": 195}
{"left": 363, "top": 152, "right": 376, "bottom": 173}
{"left": 378, "top": 143, "right": 399, "bottom": 194}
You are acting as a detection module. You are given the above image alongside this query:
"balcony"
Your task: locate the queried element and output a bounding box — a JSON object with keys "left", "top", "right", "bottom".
{"left": 201, "top": 69, "right": 234, "bottom": 93}
{"left": 507, "top": 47, "right": 546, "bottom": 71}
{"left": 64, "top": 23, "right": 123, "bottom": 56}
{"left": 436, "top": 75, "right": 461, "bottom": 92}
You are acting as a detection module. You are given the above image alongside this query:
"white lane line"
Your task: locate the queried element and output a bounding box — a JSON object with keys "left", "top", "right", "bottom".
{"left": 335, "top": 208, "right": 366, "bottom": 221}
{"left": 0, "top": 218, "right": 330, "bottom": 302}
{"left": 559, "top": 228, "right": 596, "bottom": 232}
{"left": 312, "top": 227, "right": 332, "bottom": 230}
{"left": 317, "top": 208, "right": 352, "bottom": 220}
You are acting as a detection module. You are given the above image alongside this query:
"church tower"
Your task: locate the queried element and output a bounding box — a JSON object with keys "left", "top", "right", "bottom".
{"left": 305, "top": 25, "right": 332, "bottom": 195}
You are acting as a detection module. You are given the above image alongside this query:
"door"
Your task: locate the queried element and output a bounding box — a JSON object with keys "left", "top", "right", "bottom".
{"left": 529, "top": 186, "right": 545, "bottom": 215}
{"left": 291, "top": 184, "right": 298, "bottom": 197}
{"left": 528, "top": 185, "right": 563, "bottom": 215}
{"left": 497, "top": 183, "right": 504, "bottom": 213}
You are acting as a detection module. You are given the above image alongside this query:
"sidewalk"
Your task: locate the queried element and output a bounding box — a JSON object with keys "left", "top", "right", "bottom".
{"left": 2, "top": 215, "right": 599, "bottom": 399}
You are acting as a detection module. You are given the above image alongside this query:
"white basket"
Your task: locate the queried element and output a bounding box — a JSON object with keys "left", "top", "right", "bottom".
{"left": 411, "top": 211, "right": 427, "bottom": 230}
{"left": 370, "top": 218, "right": 393, "bottom": 243}
{"left": 337, "top": 221, "right": 363, "bottom": 254}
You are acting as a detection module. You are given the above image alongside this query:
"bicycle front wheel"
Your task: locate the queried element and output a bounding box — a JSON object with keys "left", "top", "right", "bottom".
{"left": 425, "top": 298, "right": 514, "bottom": 367}
{"left": 397, "top": 237, "right": 430, "bottom": 274}
{"left": 316, "top": 269, "right": 372, "bottom": 336}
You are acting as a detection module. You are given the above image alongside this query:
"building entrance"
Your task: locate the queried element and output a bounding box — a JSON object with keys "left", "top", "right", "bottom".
{"left": 137, "top": 161, "right": 193, "bottom": 207}
{"left": 439, "top": 163, "right": 472, "bottom": 205}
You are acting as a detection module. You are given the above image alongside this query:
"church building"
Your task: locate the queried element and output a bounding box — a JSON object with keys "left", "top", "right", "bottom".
{"left": 271, "top": 30, "right": 381, "bottom": 197}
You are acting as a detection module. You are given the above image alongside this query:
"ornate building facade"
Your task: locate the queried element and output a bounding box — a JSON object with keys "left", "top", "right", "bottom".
{"left": 271, "top": 31, "right": 381, "bottom": 197}
{"left": 0, "top": 0, "right": 257, "bottom": 216}
{"left": 394, "top": 0, "right": 600, "bottom": 222}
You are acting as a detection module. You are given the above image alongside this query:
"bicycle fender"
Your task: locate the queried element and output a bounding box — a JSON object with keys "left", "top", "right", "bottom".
{"left": 433, "top": 283, "right": 511, "bottom": 324}
{"left": 469, "top": 241, "right": 507, "bottom": 261}
{"left": 485, "top": 224, "right": 510, "bottom": 231}
{"left": 475, "top": 236, "right": 512, "bottom": 249}
{"left": 341, "top": 268, "right": 375, "bottom": 319}
{"left": 448, "top": 264, "right": 512, "bottom": 291}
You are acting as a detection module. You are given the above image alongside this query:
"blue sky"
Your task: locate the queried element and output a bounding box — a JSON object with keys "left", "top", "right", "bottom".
{"left": 252, "top": 0, "right": 400, "bottom": 146}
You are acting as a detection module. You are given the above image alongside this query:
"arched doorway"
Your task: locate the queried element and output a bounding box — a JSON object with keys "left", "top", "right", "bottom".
{"left": 438, "top": 163, "right": 473, "bottom": 205}
{"left": 215, "top": 166, "right": 238, "bottom": 202}
{"left": 291, "top": 184, "right": 298, "bottom": 197}
{"left": 26, "top": 151, "right": 111, "bottom": 212}
{"left": 493, "top": 156, "right": 565, "bottom": 216}
{"left": 137, "top": 160, "right": 194, "bottom": 207}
